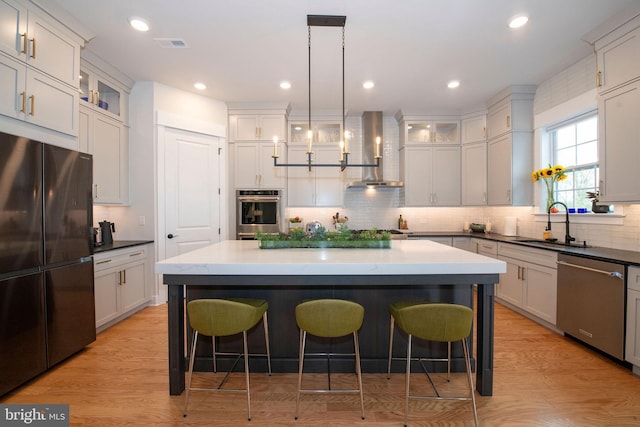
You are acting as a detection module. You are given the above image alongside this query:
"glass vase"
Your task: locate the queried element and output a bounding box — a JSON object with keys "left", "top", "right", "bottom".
{"left": 545, "top": 184, "right": 555, "bottom": 212}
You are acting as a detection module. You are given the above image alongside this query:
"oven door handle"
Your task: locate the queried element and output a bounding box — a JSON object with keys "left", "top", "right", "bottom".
{"left": 238, "top": 197, "right": 280, "bottom": 202}
{"left": 556, "top": 261, "right": 623, "bottom": 279}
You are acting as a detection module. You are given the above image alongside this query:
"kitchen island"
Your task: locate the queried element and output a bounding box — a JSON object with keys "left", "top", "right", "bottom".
{"left": 156, "top": 239, "right": 506, "bottom": 396}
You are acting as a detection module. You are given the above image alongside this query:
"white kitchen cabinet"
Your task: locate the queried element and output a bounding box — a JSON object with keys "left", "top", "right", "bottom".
{"left": 595, "top": 24, "right": 640, "bottom": 94}
{"left": 626, "top": 266, "right": 640, "bottom": 367}
{"left": 401, "top": 145, "right": 460, "bottom": 206}
{"left": 0, "top": 0, "right": 80, "bottom": 87}
{"left": 230, "top": 114, "right": 287, "bottom": 141}
{"left": 461, "top": 114, "right": 486, "bottom": 145}
{"left": 486, "top": 86, "right": 535, "bottom": 139}
{"left": 597, "top": 77, "right": 640, "bottom": 202}
{"left": 287, "top": 144, "right": 344, "bottom": 207}
{"left": 0, "top": 0, "right": 82, "bottom": 137}
{"left": 593, "top": 18, "right": 640, "bottom": 203}
{"left": 497, "top": 243, "right": 558, "bottom": 325}
{"left": 486, "top": 86, "right": 535, "bottom": 206}
{"left": 233, "top": 141, "right": 287, "bottom": 189}
{"left": 487, "top": 132, "right": 532, "bottom": 206}
{"left": 94, "top": 245, "right": 150, "bottom": 331}
{"left": 461, "top": 141, "right": 487, "bottom": 205}
{"left": 0, "top": 54, "right": 78, "bottom": 135}
{"left": 80, "top": 105, "right": 128, "bottom": 204}
{"left": 79, "top": 59, "right": 129, "bottom": 124}
{"left": 497, "top": 256, "right": 524, "bottom": 306}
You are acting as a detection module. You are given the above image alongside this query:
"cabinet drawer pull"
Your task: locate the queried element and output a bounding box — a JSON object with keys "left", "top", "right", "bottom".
{"left": 122, "top": 269, "right": 126, "bottom": 284}
{"left": 129, "top": 252, "right": 143, "bottom": 257}
{"left": 596, "top": 71, "right": 602, "bottom": 87}
{"left": 96, "top": 259, "right": 112, "bottom": 265}
{"left": 95, "top": 91, "right": 99, "bottom": 105}
{"left": 29, "top": 95, "right": 35, "bottom": 115}
{"left": 21, "top": 33, "right": 27, "bottom": 54}
{"left": 20, "top": 92, "right": 26, "bottom": 113}
{"left": 29, "top": 37, "right": 36, "bottom": 58}
{"left": 506, "top": 115, "right": 510, "bottom": 129}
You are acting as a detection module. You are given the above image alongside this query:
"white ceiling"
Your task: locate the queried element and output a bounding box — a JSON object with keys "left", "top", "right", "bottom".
{"left": 50, "top": 0, "right": 640, "bottom": 115}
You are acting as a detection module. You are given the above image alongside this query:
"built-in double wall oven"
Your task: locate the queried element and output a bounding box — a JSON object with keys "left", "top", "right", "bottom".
{"left": 236, "top": 190, "right": 282, "bottom": 239}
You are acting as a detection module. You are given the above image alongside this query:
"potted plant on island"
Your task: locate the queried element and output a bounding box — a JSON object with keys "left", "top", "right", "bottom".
{"left": 587, "top": 190, "right": 613, "bottom": 213}
{"left": 255, "top": 224, "right": 391, "bottom": 249}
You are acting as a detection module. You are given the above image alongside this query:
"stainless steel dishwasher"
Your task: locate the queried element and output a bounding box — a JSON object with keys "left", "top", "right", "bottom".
{"left": 556, "top": 254, "right": 625, "bottom": 360}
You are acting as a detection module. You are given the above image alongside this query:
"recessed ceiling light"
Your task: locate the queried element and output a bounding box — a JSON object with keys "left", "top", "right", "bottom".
{"left": 363, "top": 81, "right": 374, "bottom": 89}
{"left": 280, "top": 81, "right": 291, "bottom": 89}
{"left": 509, "top": 15, "right": 529, "bottom": 29}
{"left": 447, "top": 80, "right": 460, "bottom": 89}
{"left": 129, "top": 16, "right": 150, "bottom": 32}
{"left": 194, "top": 82, "right": 206, "bottom": 90}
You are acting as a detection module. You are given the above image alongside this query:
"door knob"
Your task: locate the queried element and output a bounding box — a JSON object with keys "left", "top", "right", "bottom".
{"left": 167, "top": 233, "right": 178, "bottom": 239}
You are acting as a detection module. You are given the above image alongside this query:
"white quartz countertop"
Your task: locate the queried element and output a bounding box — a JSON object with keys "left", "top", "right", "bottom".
{"left": 156, "top": 240, "right": 506, "bottom": 276}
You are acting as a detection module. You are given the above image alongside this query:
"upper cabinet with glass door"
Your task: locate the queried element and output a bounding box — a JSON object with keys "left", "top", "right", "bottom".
{"left": 289, "top": 120, "right": 342, "bottom": 145}
{"left": 79, "top": 59, "right": 129, "bottom": 124}
{"left": 396, "top": 112, "right": 460, "bottom": 146}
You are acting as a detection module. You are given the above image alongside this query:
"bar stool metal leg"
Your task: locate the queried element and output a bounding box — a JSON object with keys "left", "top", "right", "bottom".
{"left": 243, "top": 330, "right": 252, "bottom": 421}
{"left": 353, "top": 331, "right": 365, "bottom": 419}
{"left": 294, "top": 330, "right": 306, "bottom": 420}
{"left": 387, "top": 315, "right": 395, "bottom": 379}
{"left": 462, "top": 337, "right": 478, "bottom": 425}
{"left": 262, "top": 311, "right": 272, "bottom": 375}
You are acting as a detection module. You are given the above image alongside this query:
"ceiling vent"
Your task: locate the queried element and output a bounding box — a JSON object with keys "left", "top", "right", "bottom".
{"left": 154, "top": 38, "right": 189, "bottom": 48}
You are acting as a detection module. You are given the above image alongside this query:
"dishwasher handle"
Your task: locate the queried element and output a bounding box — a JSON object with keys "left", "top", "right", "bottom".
{"left": 556, "top": 260, "right": 623, "bottom": 279}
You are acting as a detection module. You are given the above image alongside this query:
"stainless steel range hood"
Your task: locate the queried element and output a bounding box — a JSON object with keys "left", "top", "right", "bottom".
{"left": 347, "top": 111, "right": 403, "bottom": 188}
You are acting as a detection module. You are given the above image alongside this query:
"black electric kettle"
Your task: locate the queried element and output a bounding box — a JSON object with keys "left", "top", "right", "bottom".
{"left": 99, "top": 221, "right": 115, "bottom": 244}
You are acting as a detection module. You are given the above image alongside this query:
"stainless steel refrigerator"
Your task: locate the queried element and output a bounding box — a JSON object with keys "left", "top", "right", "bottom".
{"left": 0, "top": 132, "right": 95, "bottom": 396}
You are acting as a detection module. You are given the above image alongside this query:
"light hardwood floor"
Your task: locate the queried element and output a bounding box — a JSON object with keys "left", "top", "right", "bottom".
{"left": 3, "top": 301, "right": 640, "bottom": 426}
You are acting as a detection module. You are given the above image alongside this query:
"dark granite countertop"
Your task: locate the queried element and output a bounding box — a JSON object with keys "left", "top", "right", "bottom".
{"left": 92, "top": 240, "right": 154, "bottom": 254}
{"left": 399, "top": 230, "right": 640, "bottom": 267}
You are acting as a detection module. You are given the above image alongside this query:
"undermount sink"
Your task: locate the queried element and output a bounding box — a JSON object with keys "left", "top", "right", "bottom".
{"left": 514, "top": 238, "right": 592, "bottom": 248}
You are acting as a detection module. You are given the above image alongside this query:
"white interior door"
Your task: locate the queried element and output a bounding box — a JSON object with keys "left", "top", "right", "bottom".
{"left": 164, "top": 127, "right": 221, "bottom": 258}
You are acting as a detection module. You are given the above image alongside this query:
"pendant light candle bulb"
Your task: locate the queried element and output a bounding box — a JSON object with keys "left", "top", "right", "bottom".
{"left": 375, "top": 136, "right": 381, "bottom": 158}
{"left": 339, "top": 140, "right": 344, "bottom": 161}
{"left": 273, "top": 136, "right": 278, "bottom": 157}
{"left": 344, "top": 130, "right": 350, "bottom": 153}
{"left": 307, "top": 130, "right": 313, "bottom": 153}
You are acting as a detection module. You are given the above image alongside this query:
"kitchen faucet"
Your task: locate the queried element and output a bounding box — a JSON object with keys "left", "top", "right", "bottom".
{"left": 547, "top": 201, "right": 575, "bottom": 245}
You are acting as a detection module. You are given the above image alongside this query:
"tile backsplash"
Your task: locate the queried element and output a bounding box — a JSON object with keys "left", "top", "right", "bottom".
{"left": 286, "top": 201, "right": 640, "bottom": 252}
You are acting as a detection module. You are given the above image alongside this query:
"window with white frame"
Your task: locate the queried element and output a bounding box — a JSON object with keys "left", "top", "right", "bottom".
{"left": 550, "top": 113, "right": 599, "bottom": 209}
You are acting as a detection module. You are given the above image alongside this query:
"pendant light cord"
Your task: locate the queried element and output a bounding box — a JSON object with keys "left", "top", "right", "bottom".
{"left": 308, "top": 25, "right": 311, "bottom": 146}
{"left": 342, "top": 26, "right": 345, "bottom": 144}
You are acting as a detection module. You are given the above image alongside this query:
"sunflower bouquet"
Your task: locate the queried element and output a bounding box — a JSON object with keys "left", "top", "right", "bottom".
{"left": 531, "top": 165, "right": 567, "bottom": 211}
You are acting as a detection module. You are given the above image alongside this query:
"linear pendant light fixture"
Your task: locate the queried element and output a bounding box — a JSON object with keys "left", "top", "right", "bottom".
{"left": 272, "top": 15, "right": 381, "bottom": 172}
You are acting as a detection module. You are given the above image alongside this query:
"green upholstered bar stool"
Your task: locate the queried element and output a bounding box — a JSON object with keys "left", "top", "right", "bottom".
{"left": 294, "top": 299, "right": 365, "bottom": 420}
{"left": 387, "top": 301, "right": 451, "bottom": 379}
{"left": 391, "top": 303, "right": 477, "bottom": 427}
{"left": 212, "top": 298, "right": 271, "bottom": 375}
{"left": 183, "top": 298, "right": 271, "bottom": 420}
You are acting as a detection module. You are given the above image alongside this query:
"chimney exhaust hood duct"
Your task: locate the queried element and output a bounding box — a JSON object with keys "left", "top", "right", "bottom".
{"left": 347, "top": 111, "right": 403, "bottom": 188}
